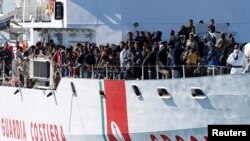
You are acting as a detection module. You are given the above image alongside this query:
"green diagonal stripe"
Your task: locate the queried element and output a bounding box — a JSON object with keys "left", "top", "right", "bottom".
{"left": 99, "top": 81, "right": 108, "bottom": 141}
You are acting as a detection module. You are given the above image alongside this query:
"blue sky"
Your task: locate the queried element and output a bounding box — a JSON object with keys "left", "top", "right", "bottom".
{"left": 2, "top": 0, "right": 15, "bottom": 13}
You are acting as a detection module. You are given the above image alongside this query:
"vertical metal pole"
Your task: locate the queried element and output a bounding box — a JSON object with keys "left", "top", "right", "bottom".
{"left": 182, "top": 65, "right": 185, "bottom": 78}
{"left": 11, "top": 60, "right": 14, "bottom": 87}
{"left": 79, "top": 66, "right": 82, "bottom": 78}
{"left": 41, "top": 0, "right": 44, "bottom": 21}
{"left": 106, "top": 65, "right": 108, "bottom": 79}
{"left": 156, "top": 65, "right": 159, "bottom": 80}
{"left": 68, "top": 67, "right": 71, "bottom": 77}
{"left": 141, "top": 65, "right": 144, "bottom": 80}
{"left": 2, "top": 61, "right": 4, "bottom": 85}
{"left": 23, "top": 0, "right": 26, "bottom": 22}
{"left": 0, "top": 0, "right": 3, "bottom": 14}
{"left": 50, "top": 60, "right": 54, "bottom": 88}
{"left": 112, "top": 71, "right": 115, "bottom": 80}
{"left": 117, "top": 68, "right": 120, "bottom": 80}
{"left": 212, "top": 65, "right": 215, "bottom": 76}
{"left": 91, "top": 66, "right": 94, "bottom": 79}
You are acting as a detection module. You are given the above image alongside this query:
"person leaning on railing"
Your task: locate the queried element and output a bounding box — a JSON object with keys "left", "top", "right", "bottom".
{"left": 182, "top": 44, "right": 200, "bottom": 77}
{"left": 207, "top": 42, "right": 220, "bottom": 76}
{"left": 158, "top": 41, "right": 170, "bottom": 79}
{"left": 142, "top": 44, "right": 158, "bottom": 79}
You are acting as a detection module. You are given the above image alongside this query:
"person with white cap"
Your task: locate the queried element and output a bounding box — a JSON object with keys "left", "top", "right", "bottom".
{"left": 226, "top": 45, "right": 247, "bottom": 74}
{"left": 243, "top": 42, "right": 250, "bottom": 73}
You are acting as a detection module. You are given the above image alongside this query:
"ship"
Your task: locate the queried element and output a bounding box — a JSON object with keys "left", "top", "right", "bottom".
{"left": 0, "top": 0, "right": 250, "bottom": 141}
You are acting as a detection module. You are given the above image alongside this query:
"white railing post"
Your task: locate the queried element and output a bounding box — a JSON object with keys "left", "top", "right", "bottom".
{"left": 156, "top": 65, "right": 159, "bottom": 80}
{"left": 23, "top": 0, "right": 26, "bottom": 22}
{"left": 141, "top": 65, "right": 144, "bottom": 80}
{"left": 79, "top": 66, "right": 82, "bottom": 78}
{"left": 12, "top": 60, "right": 15, "bottom": 87}
{"left": 182, "top": 65, "right": 185, "bottom": 78}
{"left": 68, "top": 67, "right": 71, "bottom": 77}
{"left": 219, "top": 66, "right": 222, "bottom": 75}
{"left": 106, "top": 66, "right": 108, "bottom": 79}
{"left": 112, "top": 68, "right": 116, "bottom": 80}
{"left": 2, "top": 61, "right": 4, "bottom": 85}
{"left": 212, "top": 65, "right": 215, "bottom": 76}
{"left": 91, "top": 66, "right": 94, "bottom": 79}
{"left": 50, "top": 60, "right": 54, "bottom": 89}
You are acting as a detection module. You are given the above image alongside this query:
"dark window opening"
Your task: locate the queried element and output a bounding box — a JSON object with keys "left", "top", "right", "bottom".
{"left": 191, "top": 88, "right": 206, "bottom": 99}
{"left": 157, "top": 88, "right": 171, "bottom": 98}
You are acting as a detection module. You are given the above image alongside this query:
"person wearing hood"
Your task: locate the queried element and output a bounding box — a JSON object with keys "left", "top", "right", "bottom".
{"left": 227, "top": 45, "right": 247, "bottom": 74}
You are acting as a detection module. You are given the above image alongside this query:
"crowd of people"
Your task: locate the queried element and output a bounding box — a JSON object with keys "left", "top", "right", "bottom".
{"left": 0, "top": 19, "right": 249, "bottom": 87}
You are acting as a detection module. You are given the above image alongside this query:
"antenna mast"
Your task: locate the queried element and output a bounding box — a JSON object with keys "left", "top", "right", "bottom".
{"left": 0, "top": 0, "right": 3, "bottom": 14}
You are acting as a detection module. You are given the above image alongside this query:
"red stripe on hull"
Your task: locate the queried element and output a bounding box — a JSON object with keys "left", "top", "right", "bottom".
{"left": 104, "top": 80, "right": 131, "bottom": 141}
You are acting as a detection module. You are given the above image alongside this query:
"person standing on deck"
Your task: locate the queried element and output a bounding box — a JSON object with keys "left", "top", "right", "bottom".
{"left": 227, "top": 45, "right": 246, "bottom": 74}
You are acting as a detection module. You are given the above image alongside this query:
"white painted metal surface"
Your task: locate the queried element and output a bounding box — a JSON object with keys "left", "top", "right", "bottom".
{"left": 10, "top": 0, "right": 250, "bottom": 45}
{"left": 0, "top": 74, "right": 249, "bottom": 140}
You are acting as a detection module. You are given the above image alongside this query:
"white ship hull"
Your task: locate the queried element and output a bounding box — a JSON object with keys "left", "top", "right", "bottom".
{"left": 0, "top": 1, "right": 249, "bottom": 140}
{"left": 0, "top": 74, "right": 250, "bottom": 141}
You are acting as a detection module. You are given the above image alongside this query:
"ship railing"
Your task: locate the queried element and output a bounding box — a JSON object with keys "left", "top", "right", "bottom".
{"left": 15, "top": 6, "right": 51, "bottom": 23}
{"left": 0, "top": 60, "right": 6, "bottom": 85}
{"left": 0, "top": 74, "right": 18, "bottom": 87}
{"left": 58, "top": 65, "right": 232, "bottom": 80}
{"left": 0, "top": 63, "right": 233, "bottom": 87}
{"left": 0, "top": 60, "right": 20, "bottom": 87}
{"left": 0, "top": 64, "right": 235, "bottom": 87}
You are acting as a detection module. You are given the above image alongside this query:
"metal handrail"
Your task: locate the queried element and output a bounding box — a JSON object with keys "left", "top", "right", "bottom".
{"left": 0, "top": 62, "right": 236, "bottom": 87}
{"left": 57, "top": 64, "right": 232, "bottom": 80}
{"left": 141, "top": 64, "right": 144, "bottom": 80}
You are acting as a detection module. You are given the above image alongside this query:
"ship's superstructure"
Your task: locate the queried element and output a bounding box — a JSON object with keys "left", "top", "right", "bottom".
{"left": 0, "top": 0, "right": 250, "bottom": 46}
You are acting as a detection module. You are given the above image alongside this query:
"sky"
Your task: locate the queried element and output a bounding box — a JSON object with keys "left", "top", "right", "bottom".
{"left": 2, "top": 0, "right": 15, "bottom": 13}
